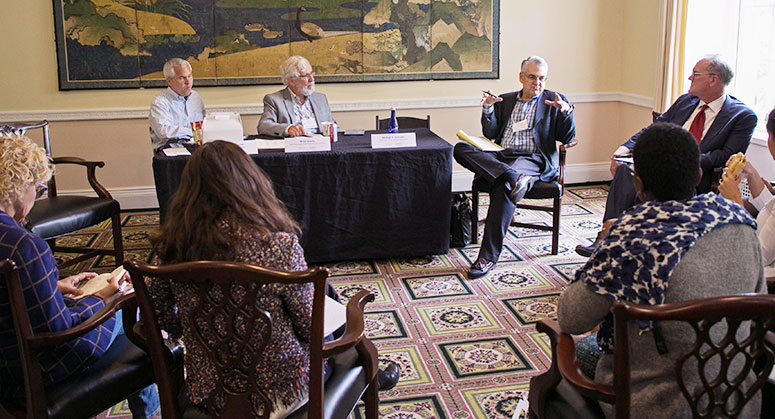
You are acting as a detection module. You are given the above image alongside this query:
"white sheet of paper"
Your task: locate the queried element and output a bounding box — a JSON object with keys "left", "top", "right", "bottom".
{"left": 162, "top": 147, "right": 191, "bottom": 157}
{"left": 324, "top": 296, "right": 347, "bottom": 337}
{"left": 284, "top": 135, "right": 331, "bottom": 153}
{"left": 370, "top": 132, "right": 417, "bottom": 149}
{"left": 513, "top": 119, "right": 529, "bottom": 132}
{"left": 511, "top": 397, "right": 529, "bottom": 419}
{"left": 254, "top": 139, "right": 285, "bottom": 151}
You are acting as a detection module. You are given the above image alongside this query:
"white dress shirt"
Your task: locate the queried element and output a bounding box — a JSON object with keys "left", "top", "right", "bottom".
{"left": 149, "top": 87, "right": 206, "bottom": 151}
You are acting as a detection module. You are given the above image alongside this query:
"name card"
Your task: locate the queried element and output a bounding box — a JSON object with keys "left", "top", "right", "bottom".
{"left": 370, "top": 132, "right": 417, "bottom": 149}
{"left": 284, "top": 135, "right": 331, "bottom": 153}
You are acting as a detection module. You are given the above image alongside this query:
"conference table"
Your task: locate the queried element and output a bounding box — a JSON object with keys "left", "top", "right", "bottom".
{"left": 152, "top": 128, "right": 452, "bottom": 263}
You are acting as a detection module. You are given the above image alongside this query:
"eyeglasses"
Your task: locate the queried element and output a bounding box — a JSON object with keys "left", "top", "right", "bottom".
{"left": 523, "top": 74, "right": 547, "bottom": 82}
{"left": 292, "top": 72, "right": 315, "bottom": 80}
{"left": 690, "top": 72, "right": 717, "bottom": 78}
{"left": 34, "top": 182, "right": 48, "bottom": 199}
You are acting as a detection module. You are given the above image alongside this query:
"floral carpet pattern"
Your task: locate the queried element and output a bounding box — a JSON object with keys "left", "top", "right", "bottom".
{"left": 56, "top": 184, "right": 609, "bottom": 419}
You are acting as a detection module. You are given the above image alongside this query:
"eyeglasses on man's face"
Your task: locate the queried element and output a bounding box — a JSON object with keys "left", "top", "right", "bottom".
{"left": 292, "top": 71, "right": 315, "bottom": 80}
{"left": 523, "top": 74, "right": 547, "bottom": 82}
{"left": 690, "top": 72, "right": 717, "bottom": 78}
{"left": 35, "top": 182, "right": 48, "bottom": 199}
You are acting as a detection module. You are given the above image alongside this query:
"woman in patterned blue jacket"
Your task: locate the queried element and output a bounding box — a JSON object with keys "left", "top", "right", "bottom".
{"left": 0, "top": 133, "right": 160, "bottom": 418}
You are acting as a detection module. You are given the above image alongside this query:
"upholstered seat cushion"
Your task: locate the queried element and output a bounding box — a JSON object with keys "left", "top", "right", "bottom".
{"left": 36, "top": 333, "right": 183, "bottom": 419}
{"left": 472, "top": 175, "right": 562, "bottom": 200}
{"left": 26, "top": 196, "right": 120, "bottom": 240}
{"left": 181, "top": 346, "right": 368, "bottom": 419}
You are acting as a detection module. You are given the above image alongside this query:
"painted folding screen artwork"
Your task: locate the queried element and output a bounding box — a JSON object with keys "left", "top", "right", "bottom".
{"left": 53, "top": 0, "right": 500, "bottom": 90}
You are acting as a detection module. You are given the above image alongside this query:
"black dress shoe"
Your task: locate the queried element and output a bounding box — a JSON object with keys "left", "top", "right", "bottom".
{"left": 468, "top": 258, "right": 495, "bottom": 279}
{"left": 378, "top": 362, "right": 401, "bottom": 391}
{"left": 508, "top": 175, "right": 531, "bottom": 204}
{"left": 575, "top": 231, "right": 604, "bottom": 257}
{"left": 575, "top": 243, "right": 596, "bottom": 257}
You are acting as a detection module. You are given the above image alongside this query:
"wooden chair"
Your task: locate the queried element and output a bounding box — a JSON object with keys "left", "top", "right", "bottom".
{"left": 0, "top": 121, "right": 124, "bottom": 269}
{"left": 124, "top": 259, "right": 380, "bottom": 419}
{"left": 528, "top": 295, "right": 775, "bottom": 418}
{"left": 0, "top": 259, "right": 172, "bottom": 419}
{"left": 472, "top": 141, "right": 576, "bottom": 255}
{"left": 375, "top": 114, "right": 430, "bottom": 130}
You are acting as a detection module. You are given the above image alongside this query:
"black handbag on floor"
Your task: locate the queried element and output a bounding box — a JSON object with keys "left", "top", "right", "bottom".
{"left": 450, "top": 193, "right": 472, "bottom": 248}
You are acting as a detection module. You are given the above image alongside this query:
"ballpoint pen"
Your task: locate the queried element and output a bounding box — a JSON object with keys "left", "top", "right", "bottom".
{"left": 482, "top": 90, "right": 499, "bottom": 98}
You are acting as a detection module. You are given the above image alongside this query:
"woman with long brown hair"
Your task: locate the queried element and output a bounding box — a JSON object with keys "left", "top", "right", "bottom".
{"left": 149, "top": 140, "right": 398, "bottom": 417}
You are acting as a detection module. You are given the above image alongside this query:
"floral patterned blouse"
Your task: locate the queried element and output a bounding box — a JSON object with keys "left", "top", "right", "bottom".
{"left": 148, "top": 220, "right": 313, "bottom": 408}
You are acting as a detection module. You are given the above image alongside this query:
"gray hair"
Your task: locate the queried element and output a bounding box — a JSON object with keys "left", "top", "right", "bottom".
{"left": 521, "top": 56, "right": 548, "bottom": 73}
{"left": 703, "top": 54, "right": 733, "bottom": 86}
{"left": 280, "top": 56, "right": 311, "bottom": 86}
{"left": 163, "top": 58, "right": 192, "bottom": 79}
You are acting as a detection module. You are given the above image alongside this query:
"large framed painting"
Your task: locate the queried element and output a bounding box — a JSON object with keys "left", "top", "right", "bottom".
{"left": 53, "top": 0, "right": 500, "bottom": 90}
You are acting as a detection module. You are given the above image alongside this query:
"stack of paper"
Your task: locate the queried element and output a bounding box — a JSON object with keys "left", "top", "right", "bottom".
{"left": 456, "top": 130, "right": 503, "bottom": 151}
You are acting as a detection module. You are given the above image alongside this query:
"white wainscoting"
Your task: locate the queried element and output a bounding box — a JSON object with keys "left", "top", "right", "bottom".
{"left": 60, "top": 163, "right": 612, "bottom": 210}
{"left": 0, "top": 92, "right": 652, "bottom": 122}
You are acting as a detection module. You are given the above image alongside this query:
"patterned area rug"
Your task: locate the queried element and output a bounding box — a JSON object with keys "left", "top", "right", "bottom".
{"left": 56, "top": 183, "right": 609, "bottom": 419}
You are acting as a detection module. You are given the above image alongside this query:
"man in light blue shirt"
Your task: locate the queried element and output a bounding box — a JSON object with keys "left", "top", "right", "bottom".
{"left": 149, "top": 58, "right": 206, "bottom": 152}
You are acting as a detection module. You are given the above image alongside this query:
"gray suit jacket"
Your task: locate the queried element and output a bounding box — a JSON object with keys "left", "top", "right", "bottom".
{"left": 257, "top": 88, "right": 334, "bottom": 137}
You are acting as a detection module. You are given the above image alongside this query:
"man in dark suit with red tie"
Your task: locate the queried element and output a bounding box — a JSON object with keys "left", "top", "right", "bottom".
{"left": 455, "top": 56, "right": 576, "bottom": 278}
{"left": 576, "top": 54, "right": 757, "bottom": 257}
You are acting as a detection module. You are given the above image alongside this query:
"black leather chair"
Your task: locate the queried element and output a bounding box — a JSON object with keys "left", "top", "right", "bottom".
{"left": 0, "top": 121, "right": 124, "bottom": 269}
{"left": 375, "top": 114, "right": 430, "bottom": 130}
{"left": 125, "top": 259, "right": 380, "bottom": 419}
{"left": 472, "top": 142, "right": 576, "bottom": 255}
{"left": 0, "top": 259, "right": 182, "bottom": 419}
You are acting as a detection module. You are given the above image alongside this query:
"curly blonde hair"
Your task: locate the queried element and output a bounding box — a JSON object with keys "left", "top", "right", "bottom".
{"left": 0, "top": 133, "right": 53, "bottom": 206}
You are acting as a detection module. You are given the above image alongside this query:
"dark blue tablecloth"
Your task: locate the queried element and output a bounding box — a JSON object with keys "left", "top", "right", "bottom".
{"left": 152, "top": 128, "right": 452, "bottom": 263}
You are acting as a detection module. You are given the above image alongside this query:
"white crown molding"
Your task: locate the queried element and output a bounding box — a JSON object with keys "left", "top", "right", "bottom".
{"left": 1, "top": 92, "right": 653, "bottom": 122}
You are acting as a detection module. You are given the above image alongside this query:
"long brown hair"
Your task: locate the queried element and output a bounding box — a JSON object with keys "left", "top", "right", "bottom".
{"left": 151, "top": 140, "right": 300, "bottom": 262}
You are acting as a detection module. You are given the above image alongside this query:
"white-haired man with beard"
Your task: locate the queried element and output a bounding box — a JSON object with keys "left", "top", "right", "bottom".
{"left": 258, "top": 56, "right": 334, "bottom": 137}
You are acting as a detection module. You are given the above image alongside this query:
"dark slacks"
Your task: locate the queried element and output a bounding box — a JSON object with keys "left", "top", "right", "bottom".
{"left": 454, "top": 142, "right": 544, "bottom": 262}
{"left": 603, "top": 164, "right": 640, "bottom": 221}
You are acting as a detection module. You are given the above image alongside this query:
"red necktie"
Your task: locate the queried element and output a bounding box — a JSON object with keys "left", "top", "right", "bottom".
{"left": 688, "top": 104, "right": 708, "bottom": 143}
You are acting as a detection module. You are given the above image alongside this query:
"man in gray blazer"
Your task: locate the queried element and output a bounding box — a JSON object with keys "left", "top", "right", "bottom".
{"left": 258, "top": 56, "right": 334, "bottom": 137}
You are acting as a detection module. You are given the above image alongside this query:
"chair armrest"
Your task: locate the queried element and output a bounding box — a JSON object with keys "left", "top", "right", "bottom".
{"left": 321, "top": 290, "right": 374, "bottom": 357}
{"left": 26, "top": 293, "right": 133, "bottom": 350}
{"left": 50, "top": 156, "right": 112, "bottom": 199}
{"left": 538, "top": 319, "right": 616, "bottom": 403}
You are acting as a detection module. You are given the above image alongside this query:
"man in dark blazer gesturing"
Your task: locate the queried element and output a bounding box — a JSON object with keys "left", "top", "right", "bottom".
{"left": 455, "top": 56, "right": 576, "bottom": 278}
{"left": 576, "top": 54, "right": 757, "bottom": 257}
{"left": 258, "top": 55, "right": 334, "bottom": 137}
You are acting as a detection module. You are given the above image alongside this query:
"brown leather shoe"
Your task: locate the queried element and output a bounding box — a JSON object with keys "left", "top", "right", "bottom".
{"left": 468, "top": 258, "right": 495, "bottom": 279}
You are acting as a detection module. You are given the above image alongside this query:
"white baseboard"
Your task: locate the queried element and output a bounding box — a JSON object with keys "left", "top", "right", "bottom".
{"left": 60, "top": 163, "right": 613, "bottom": 209}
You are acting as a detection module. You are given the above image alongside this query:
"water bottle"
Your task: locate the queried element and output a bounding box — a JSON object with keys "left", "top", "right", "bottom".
{"left": 388, "top": 108, "right": 399, "bottom": 133}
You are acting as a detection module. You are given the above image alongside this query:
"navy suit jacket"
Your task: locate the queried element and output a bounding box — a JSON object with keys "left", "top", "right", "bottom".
{"left": 622, "top": 93, "right": 757, "bottom": 192}
{"left": 481, "top": 89, "right": 576, "bottom": 182}
{"left": 257, "top": 88, "right": 334, "bottom": 137}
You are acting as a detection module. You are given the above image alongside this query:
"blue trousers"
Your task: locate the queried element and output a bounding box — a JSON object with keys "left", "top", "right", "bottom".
{"left": 454, "top": 142, "right": 543, "bottom": 262}
{"left": 110, "top": 311, "right": 161, "bottom": 419}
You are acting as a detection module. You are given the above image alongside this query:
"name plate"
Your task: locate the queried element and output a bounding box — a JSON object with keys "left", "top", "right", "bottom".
{"left": 284, "top": 135, "right": 331, "bottom": 153}
{"left": 370, "top": 132, "right": 417, "bottom": 149}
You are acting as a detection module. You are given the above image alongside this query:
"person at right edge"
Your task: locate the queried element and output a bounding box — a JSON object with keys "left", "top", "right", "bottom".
{"left": 576, "top": 54, "right": 757, "bottom": 257}
{"left": 454, "top": 55, "right": 575, "bottom": 279}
